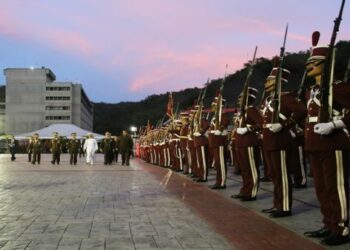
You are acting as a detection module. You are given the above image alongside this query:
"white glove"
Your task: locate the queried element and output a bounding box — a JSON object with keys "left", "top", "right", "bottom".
{"left": 314, "top": 120, "right": 345, "bottom": 135}
{"left": 193, "top": 132, "right": 201, "bottom": 137}
{"left": 213, "top": 130, "right": 221, "bottom": 135}
{"left": 268, "top": 123, "right": 283, "bottom": 133}
{"left": 289, "top": 130, "right": 296, "bottom": 138}
{"left": 237, "top": 127, "right": 248, "bottom": 135}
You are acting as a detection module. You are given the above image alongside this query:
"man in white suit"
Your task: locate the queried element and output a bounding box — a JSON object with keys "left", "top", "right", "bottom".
{"left": 83, "top": 134, "right": 98, "bottom": 165}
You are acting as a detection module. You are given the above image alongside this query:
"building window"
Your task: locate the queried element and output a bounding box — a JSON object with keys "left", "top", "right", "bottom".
{"left": 45, "top": 96, "right": 70, "bottom": 101}
{"left": 45, "top": 116, "right": 70, "bottom": 120}
{"left": 0, "top": 104, "right": 5, "bottom": 110}
{"left": 46, "top": 87, "right": 70, "bottom": 91}
{"left": 45, "top": 106, "right": 70, "bottom": 110}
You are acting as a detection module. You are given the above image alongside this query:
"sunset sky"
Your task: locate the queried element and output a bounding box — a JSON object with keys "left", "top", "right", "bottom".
{"left": 0, "top": 0, "right": 349, "bottom": 103}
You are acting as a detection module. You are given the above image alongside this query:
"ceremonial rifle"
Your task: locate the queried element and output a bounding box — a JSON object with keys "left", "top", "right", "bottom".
{"left": 271, "top": 24, "right": 288, "bottom": 123}
{"left": 297, "top": 69, "right": 307, "bottom": 103}
{"left": 195, "top": 79, "right": 209, "bottom": 133}
{"left": 214, "top": 64, "right": 228, "bottom": 130}
{"left": 343, "top": 56, "right": 350, "bottom": 83}
{"left": 189, "top": 88, "right": 203, "bottom": 138}
{"left": 239, "top": 46, "right": 258, "bottom": 127}
{"left": 174, "top": 102, "right": 180, "bottom": 120}
{"left": 318, "top": 0, "right": 346, "bottom": 122}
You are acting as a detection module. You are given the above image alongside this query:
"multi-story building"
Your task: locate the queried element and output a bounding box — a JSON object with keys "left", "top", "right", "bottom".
{"left": 4, "top": 67, "right": 93, "bottom": 135}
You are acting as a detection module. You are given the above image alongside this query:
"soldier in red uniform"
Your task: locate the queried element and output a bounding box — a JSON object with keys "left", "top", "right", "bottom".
{"left": 232, "top": 88, "right": 262, "bottom": 201}
{"left": 194, "top": 107, "right": 210, "bottom": 182}
{"left": 179, "top": 112, "right": 190, "bottom": 173}
{"left": 261, "top": 60, "right": 307, "bottom": 217}
{"left": 188, "top": 107, "right": 199, "bottom": 179}
{"left": 209, "top": 97, "right": 230, "bottom": 189}
{"left": 303, "top": 31, "right": 350, "bottom": 246}
{"left": 230, "top": 113, "right": 241, "bottom": 175}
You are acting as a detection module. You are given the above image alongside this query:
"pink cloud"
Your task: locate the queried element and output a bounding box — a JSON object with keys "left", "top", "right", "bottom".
{"left": 0, "top": 2, "right": 98, "bottom": 58}
{"left": 128, "top": 46, "right": 245, "bottom": 93}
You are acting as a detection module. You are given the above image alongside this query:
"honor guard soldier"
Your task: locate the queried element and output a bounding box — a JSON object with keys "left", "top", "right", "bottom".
{"left": 261, "top": 59, "right": 306, "bottom": 217}
{"left": 193, "top": 106, "right": 210, "bottom": 182}
{"left": 303, "top": 31, "right": 350, "bottom": 245}
{"left": 209, "top": 95, "right": 229, "bottom": 189}
{"left": 179, "top": 112, "right": 190, "bottom": 173}
{"left": 158, "top": 128, "right": 166, "bottom": 167}
{"left": 232, "top": 88, "right": 262, "bottom": 201}
{"left": 188, "top": 107, "right": 199, "bottom": 179}
{"left": 101, "top": 132, "right": 116, "bottom": 165}
{"left": 230, "top": 112, "right": 241, "bottom": 175}
{"left": 50, "top": 132, "right": 62, "bottom": 165}
{"left": 169, "top": 121, "right": 182, "bottom": 172}
{"left": 68, "top": 132, "right": 81, "bottom": 165}
{"left": 31, "top": 133, "right": 42, "bottom": 165}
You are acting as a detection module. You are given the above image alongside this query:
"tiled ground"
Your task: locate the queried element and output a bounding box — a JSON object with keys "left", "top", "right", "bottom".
{"left": 0, "top": 153, "right": 348, "bottom": 249}
{"left": 0, "top": 154, "right": 233, "bottom": 250}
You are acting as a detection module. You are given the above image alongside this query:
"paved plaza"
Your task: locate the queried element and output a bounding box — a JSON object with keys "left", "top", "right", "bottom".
{"left": 0, "top": 154, "right": 348, "bottom": 249}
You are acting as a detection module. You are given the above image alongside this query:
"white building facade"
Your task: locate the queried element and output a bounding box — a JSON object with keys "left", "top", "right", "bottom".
{"left": 4, "top": 68, "right": 93, "bottom": 135}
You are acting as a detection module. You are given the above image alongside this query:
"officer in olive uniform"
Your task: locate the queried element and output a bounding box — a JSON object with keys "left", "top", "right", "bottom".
{"left": 101, "top": 132, "right": 116, "bottom": 165}
{"left": 119, "top": 130, "right": 134, "bottom": 166}
{"left": 31, "top": 133, "right": 42, "bottom": 165}
{"left": 303, "top": 31, "right": 350, "bottom": 246}
{"left": 50, "top": 132, "right": 62, "bottom": 165}
{"left": 8, "top": 135, "right": 18, "bottom": 161}
{"left": 27, "top": 136, "right": 33, "bottom": 162}
{"left": 68, "top": 132, "right": 81, "bottom": 165}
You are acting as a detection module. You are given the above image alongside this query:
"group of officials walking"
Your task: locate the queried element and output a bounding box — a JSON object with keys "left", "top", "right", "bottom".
{"left": 139, "top": 26, "right": 350, "bottom": 246}
{"left": 22, "top": 130, "right": 133, "bottom": 166}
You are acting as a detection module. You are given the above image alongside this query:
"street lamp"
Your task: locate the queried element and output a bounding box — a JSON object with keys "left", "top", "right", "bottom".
{"left": 130, "top": 126, "right": 137, "bottom": 137}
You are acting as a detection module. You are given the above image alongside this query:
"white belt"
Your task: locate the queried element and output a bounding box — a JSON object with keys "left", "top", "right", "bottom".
{"left": 307, "top": 116, "right": 343, "bottom": 123}
{"left": 263, "top": 123, "right": 272, "bottom": 129}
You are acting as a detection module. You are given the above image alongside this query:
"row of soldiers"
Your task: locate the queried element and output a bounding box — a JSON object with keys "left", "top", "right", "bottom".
{"left": 27, "top": 131, "right": 132, "bottom": 165}
{"left": 138, "top": 28, "right": 350, "bottom": 246}
{"left": 27, "top": 132, "right": 87, "bottom": 165}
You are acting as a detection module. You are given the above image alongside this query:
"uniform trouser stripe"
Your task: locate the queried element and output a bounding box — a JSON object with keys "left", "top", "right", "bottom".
{"left": 219, "top": 146, "right": 226, "bottom": 186}
{"left": 178, "top": 148, "right": 183, "bottom": 170}
{"left": 280, "top": 150, "right": 289, "bottom": 211}
{"left": 196, "top": 150, "right": 200, "bottom": 174}
{"left": 187, "top": 150, "right": 192, "bottom": 173}
{"left": 201, "top": 146, "right": 207, "bottom": 180}
{"left": 335, "top": 150, "right": 347, "bottom": 232}
{"left": 163, "top": 149, "right": 167, "bottom": 166}
{"left": 230, "top": 147, "right": 234, "bottom": 166}
{"left": 167, "top": 148, "right": 170, "bottom": 167}
{"left": 248, "top": 147, "right": 258, "bottom": 197}
{"left": 298, "top": 146, "right": 307, "bottom": 185}
{"left": 150, "top": 151, "right": 153, "bottom": 164}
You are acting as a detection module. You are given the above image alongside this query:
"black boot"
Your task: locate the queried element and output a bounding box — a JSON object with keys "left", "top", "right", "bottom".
{"left": 304, "top": 227, "right": 331, "bottom": 238}
{"left": 321, "top": 233, "right": 349, "bottom": 245}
